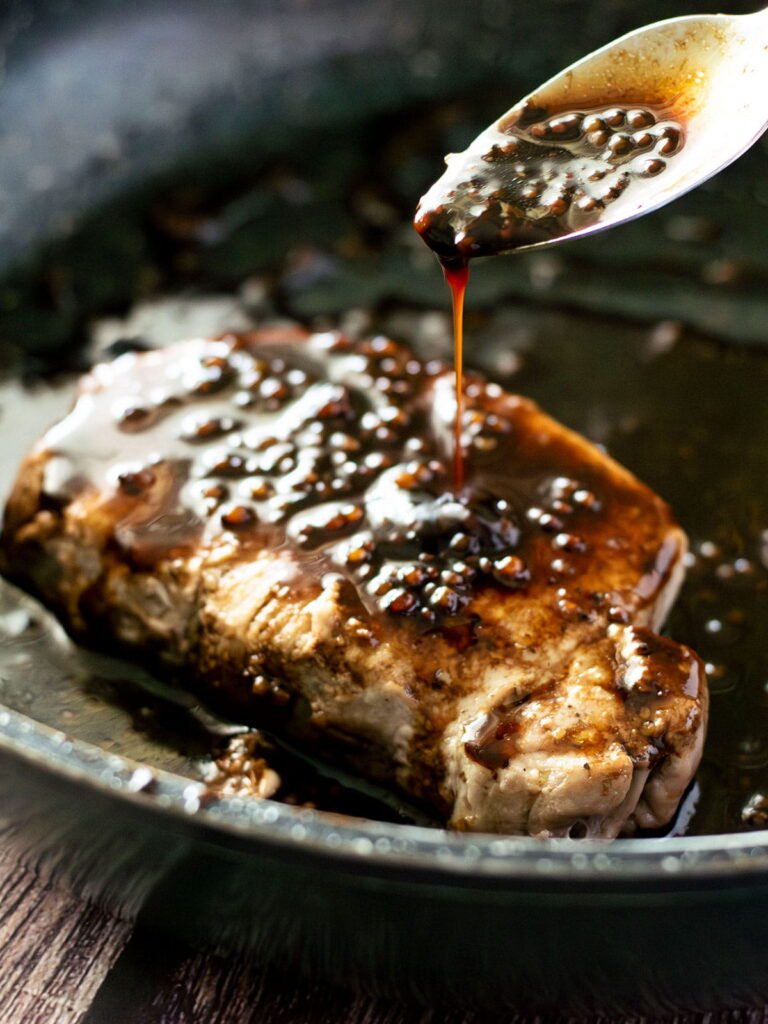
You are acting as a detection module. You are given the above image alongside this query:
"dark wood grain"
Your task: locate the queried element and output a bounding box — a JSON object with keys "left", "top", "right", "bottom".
{"left": 0, "top": 837, "right": 131, "bottom": 1023}
{"left": 2, "top": 835, "right": 768, "bottom": 1024}
{"left": 82, "top": 932, "right": 768, "bottom": 1024}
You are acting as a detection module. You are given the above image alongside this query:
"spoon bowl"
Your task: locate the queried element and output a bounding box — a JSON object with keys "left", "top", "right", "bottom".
{"left": 416, "top": 7, "right": 768, "bottom": 258}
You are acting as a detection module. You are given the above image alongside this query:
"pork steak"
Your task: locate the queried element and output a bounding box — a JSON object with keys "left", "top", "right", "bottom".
{"left": 1, "top": 328, "right": 707, "bottom": 837}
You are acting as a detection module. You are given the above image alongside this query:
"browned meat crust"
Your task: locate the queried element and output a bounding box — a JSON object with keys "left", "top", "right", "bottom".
{"left": 1, "top": 329, "right": 707, "bottom": 837}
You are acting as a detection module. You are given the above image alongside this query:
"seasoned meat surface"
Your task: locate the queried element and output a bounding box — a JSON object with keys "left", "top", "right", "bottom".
{"left": 0, "top": 329, "right": 707, "bottom": 837}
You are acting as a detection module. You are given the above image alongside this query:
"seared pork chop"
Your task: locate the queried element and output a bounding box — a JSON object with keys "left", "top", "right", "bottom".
{"left": 1, "top": 329, "right": 707, "bottom": 837}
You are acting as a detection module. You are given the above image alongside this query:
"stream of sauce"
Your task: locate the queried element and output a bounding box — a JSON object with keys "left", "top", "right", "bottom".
{"left": 442, "top": 260, "right": 469, "bottom": 489}
{"left": 416, "top": 101, "right": 686, "bottom": 488}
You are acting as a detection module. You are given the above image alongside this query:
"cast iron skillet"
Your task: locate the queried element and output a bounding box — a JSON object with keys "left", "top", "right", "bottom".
{"left": 0, "top": 0, "right": 767, "bottom": 1015}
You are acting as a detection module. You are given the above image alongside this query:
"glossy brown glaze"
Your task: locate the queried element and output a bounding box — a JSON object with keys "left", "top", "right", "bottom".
{"left": 21, "top": 329, "right": 683, "bottom": 632}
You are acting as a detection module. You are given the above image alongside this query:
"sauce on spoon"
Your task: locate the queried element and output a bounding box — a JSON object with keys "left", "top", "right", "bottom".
{"left": 415, "top": 100, "right": 686, "bottom": 486}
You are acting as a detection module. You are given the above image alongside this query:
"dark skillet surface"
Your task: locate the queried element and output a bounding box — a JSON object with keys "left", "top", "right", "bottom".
{"left": 1, "top": 0, "right": 768, "bottom": 1012}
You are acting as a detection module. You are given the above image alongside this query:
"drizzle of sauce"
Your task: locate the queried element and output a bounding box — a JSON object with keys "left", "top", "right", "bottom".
{"left": 415, "top": 101, "right": 686, "bottom": 496}
{"left": 32, "top": 330, "right": 676, "bottom": 632}
{"left": 442, "top": 259, "right": 469, "bottom": 489}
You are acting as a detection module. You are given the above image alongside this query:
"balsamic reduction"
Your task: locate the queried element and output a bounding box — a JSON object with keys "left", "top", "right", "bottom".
{"left": 443, "top": 260, "right": 469, "bottom": 489}
{"left": 38, "top": 329, "right": 676, "bottom": 631}
{"left": 415, "top": 102, "right": 686, "bottom": 486}
{"left": 414, "top": 102, "right": 685, "bottom": 263}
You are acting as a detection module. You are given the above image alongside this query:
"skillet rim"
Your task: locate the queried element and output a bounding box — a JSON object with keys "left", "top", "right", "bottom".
{"left": 2, "top": 698, "right": 768, "bottom": 889}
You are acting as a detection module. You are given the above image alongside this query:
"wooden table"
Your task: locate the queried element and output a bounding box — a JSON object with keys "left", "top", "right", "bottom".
{"left": 2, "top": 838, "right": 768, "bottom": 1024}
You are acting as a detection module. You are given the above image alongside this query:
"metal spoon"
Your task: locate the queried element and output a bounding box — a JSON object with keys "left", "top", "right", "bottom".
{"left": 415, "top": 7, "right": 768, "bottom": 259}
